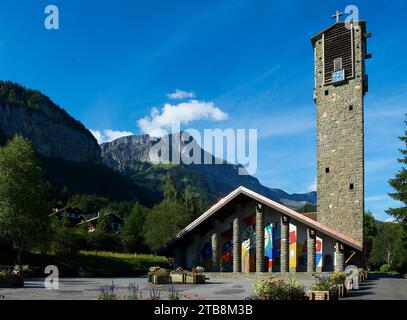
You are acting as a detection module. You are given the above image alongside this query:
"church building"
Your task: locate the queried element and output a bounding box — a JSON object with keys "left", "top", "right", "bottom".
{"left": 160, "top": 16, "right": 371, "bottom": 273}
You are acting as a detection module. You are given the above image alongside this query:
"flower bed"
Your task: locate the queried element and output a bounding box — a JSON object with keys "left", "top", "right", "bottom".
{"left": 252, "top": 278, "right": 307, "bottom": 300}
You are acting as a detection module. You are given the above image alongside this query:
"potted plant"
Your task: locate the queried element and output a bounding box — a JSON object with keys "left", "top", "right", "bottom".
{"left": 148, "top": 266, "right": 161, "bottom": 283}
{"left": 13, "top": 265, "right": 33, "bottom": 278}
{"left": 358, "top": 268, "right": 367, "bottom": 282}
{"left": 308, "top": 277, "right": 338, "bottom": 300}
{"left": 0, "top": 269, "right": 24, "bottom": 288}
{"left": 185, "top": 267, "right": 205, "bottom": 284}
{"left": 329, "top": 272, "right": 347, "bottom": 297}
{"left": 170, "top": 267, "right": 187, "bottom": 283}
{"left": 150, "top": 268, "right": 170, "bottom": 285}
{"left": 252, "top": 277, "right": 307, "bottom": 300}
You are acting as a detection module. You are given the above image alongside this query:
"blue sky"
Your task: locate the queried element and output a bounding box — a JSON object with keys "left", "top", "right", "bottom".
{"left": 0, "top": 0, "right": 406, "bottom": 221}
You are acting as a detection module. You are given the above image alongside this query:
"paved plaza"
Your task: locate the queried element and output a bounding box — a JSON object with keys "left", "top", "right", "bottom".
{"left": 1, "top": 273, "right": 406, "bottom": 300}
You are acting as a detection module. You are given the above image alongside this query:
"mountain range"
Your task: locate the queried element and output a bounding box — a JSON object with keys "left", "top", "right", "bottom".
{"left": 0, "top": 81, "right": 316, "bottom": 210}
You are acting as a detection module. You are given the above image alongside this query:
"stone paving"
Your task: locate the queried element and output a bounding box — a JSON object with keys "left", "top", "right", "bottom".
{"left": 1, "top": 273, "right": 406, "bottom": 300}
{"left": 0, "top": 273, "right": 321, "bottom": 300}
{"left": 343, "top": 273, "right": 407, "bottom": 300}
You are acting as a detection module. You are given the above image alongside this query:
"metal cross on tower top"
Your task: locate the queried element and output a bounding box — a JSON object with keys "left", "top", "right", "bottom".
{"left": 332, "top": 10, "right": 343, "bottom": 22}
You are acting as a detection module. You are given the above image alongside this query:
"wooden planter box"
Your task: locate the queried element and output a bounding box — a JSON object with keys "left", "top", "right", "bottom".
{"left": 185, "top": 274, "right": 205, "bottom": 284}
{"left": 308, "top": 288, "right": 339, "bottom": 301}
{"left": 170, "top": 273, "right": 186, "bottom": 283}
{"left": 336, "top": 284, "right": 346, "bottom": 297}
{"left": 0, "top": 275, "right": 24, "bottom": 288}
{"left": 151, "top": 275, "right": 170, "bottom": 285}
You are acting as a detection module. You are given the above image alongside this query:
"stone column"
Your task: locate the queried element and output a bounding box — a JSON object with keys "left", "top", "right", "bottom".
{"left": 192, "top": 234, "right": 201, "bottom": 268}
{"left": 256, "top": 203, "right": 265, "bottom": 272}
{"left": 280, "top": 215, "right": 289, "bottom": 272}
{"left": 174, "top": 247, "right": 185, "bottom": 268}
{"left": 307, "top": 228, "right": 316, "bottom": 273}
{"left": 233, "top": 216, "right": 241, "bottom": 272}
{"left": 335, "top": 242, "right": 345, "bottom": 272}
{"left": 211, "top": 221, "right": 221, "bottom": 271}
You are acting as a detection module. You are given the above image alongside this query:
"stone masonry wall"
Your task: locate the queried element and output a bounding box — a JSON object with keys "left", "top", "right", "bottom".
{"left": 313, "top": 23, "right": 365, "bottom": 244}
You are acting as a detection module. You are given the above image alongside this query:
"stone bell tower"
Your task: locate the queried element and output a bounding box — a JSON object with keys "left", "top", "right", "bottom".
{"left": 311, "top": 12, "right": 371, "bottom": 244}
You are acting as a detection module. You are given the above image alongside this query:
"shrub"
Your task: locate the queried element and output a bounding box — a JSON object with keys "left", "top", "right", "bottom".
{"left": 127, "top": 282, "right": 143, "bottom": 300}
{"left": 329, "top": 272, "right": 347, "bottom": 285}
{"left": 97, "top": 281, "right": 120, "bottom": 300}
{"left": 168, "top": 286, "right": 180, "bottom": 300}
{"left": 52, "top": 227, "right": 83, "bottom": 257}
{"left": 309, "top": 277, "right": 336, "bottom": 291}
{"left": 380, "top": 264, "right": 391, "bottom": 273}
{"left": 252, "top": 277, "right": 306, "bottom": 300}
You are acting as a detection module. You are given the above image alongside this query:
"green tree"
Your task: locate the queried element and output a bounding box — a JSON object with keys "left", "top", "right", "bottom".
{"left": 363, "top": 211, "right": 378, "bottom": 267}
{"left": 371, "top": 222, "right": 404, "bottom": 268}
{"left": 87, "top": 212, "right": 119, "bottom": 253}
{"left": 183, "top": 186, "right": 203, "bottom": 221}
{"left": 143, "top": 174, "right": 207, "bottom": 251}
{"left": 387, "top": 115, "right": 407, "bottom": 223}
{"left": 298, "top": 203, "right": 317, "bottom": 213}
{"left": 68, "top": 194, "right": 110, "bottom": 215}
{"left": 0, "top": 135, "right": 51, "bottom": 263}
{"left": 163, "top": 173, "right": 179, "bottom": 202}
{"left": 143, "top": 200, "right": 188, "bottom": 251}
{"left": 51, "top": 216, "right": 84, "bottom": 257}
{"left": 121, "top": 203, "right": 148, "bottom": 252}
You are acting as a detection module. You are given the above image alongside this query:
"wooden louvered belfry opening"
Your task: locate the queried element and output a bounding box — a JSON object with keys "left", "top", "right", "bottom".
{"left": 323, "top": 23, "right": 354, "bottom": 84}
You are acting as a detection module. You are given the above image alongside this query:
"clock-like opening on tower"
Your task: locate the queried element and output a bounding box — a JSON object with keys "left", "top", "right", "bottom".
{"left": 325, "top": 167, "right": 330, "bottom": 173}
{"left": 350, "top": 183, "right": 354, "bottom": 190}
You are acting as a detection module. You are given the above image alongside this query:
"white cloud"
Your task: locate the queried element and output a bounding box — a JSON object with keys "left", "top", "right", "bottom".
{"left": 137, "top": 99, "right": 228, "bottom": 135}
{"left": 90, "top": 129, "right": 133, "bottom": 144}
{"left": 167, "top": 89, "right": 196, "bottom": 100}
{"left": 306, "top": 178, "right": 317, "bottom": 192}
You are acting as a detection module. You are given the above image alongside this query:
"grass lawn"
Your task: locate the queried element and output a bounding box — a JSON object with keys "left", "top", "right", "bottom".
{"left": 0, "top": 250, "right": 171, "bottom": 277}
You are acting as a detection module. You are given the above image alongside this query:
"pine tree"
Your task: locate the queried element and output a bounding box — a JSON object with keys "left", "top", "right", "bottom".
{"left": 121, "top": 203, "right": 148, "bottom": 252}
{"left": 163, "top": 173, "right": 179, "bottom": 201}
{"left": 387, "top": 115, "right": 407, "bottom": 223}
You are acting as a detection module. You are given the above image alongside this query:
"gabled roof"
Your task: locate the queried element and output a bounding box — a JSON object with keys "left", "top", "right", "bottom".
{"left": 162, "top": 186, "right": 362, "bottom": 252}
{"left": 77, "top": 212, "right": 123, "bottom": 226}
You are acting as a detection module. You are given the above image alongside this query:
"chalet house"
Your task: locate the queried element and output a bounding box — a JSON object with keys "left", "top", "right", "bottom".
{"left": 49, "top": 207, "right": 86, "bottom": 226}
{"left": 78, "top": 212, "right": 124, "bottom": 234}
